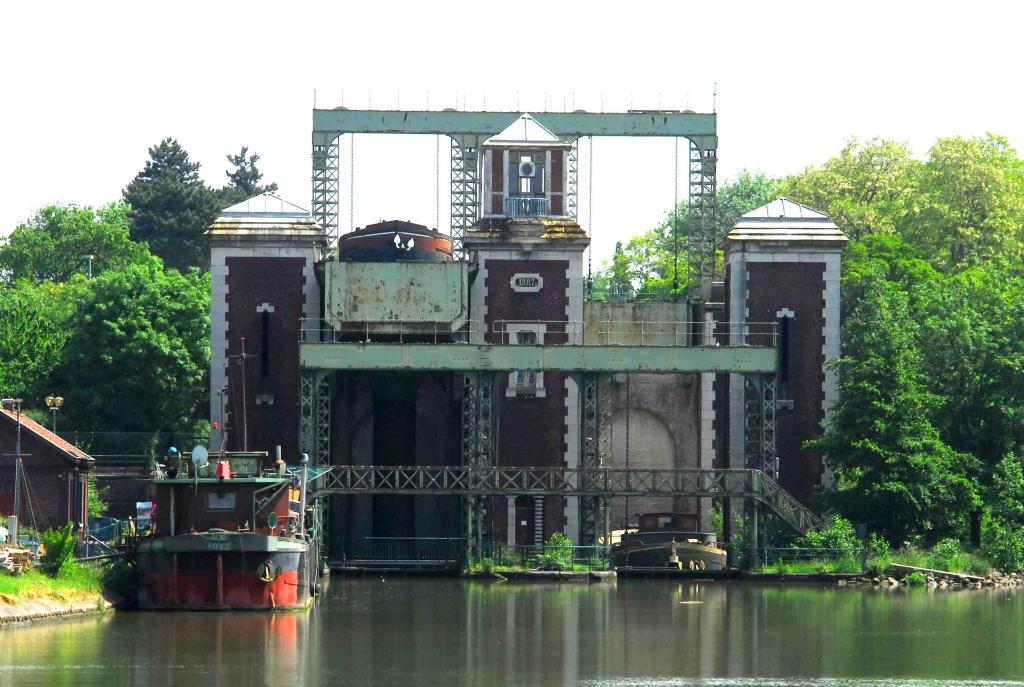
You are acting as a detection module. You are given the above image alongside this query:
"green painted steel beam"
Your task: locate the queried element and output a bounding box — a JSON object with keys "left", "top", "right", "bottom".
{"left": 312, "top": 110, "right": 716, "bottom": 148}
{"left": 300, "top": 343, "right": 776, "bottom": 373}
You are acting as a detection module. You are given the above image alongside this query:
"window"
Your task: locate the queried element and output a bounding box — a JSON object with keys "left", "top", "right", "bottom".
{"left": 207, "top": 492, "right": 237, "bottom": 510}
{"left": 509, "top": 152, "right": 545, "bottom": 197}
{"left": 507, "top": 326, "right": 544, "bottom": 397}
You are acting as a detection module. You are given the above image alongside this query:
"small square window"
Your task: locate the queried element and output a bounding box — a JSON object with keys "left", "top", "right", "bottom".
{"left": 207, "top": 492, "right": 237, "bottom": 510}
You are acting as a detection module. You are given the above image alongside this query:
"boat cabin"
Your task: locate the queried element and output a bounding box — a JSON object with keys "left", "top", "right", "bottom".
{"left": 638, "top": 513, "right": 699, "bottom": 533}
{"left": 147, "top": 453, "right": 300, "bottom": 538}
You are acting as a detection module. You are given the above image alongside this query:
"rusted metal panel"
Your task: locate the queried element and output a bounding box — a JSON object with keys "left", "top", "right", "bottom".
{"left": 324, "top": 262, "right": 468, "bottom": 329}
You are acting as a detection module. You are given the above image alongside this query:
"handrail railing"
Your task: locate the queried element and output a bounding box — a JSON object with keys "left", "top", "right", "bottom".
{"left": 310, "top": 466, "right": 823, "bottom": 535}
{"left": 300, "top": 318, "right": 778, "bottom": 348}
{"left": 505, "top": 197, "right": 548, "bottom": 217}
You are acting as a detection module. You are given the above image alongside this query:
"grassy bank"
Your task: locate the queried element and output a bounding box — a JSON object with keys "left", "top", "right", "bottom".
{"left": 0, "top": 565, "right": 103, "bottom": 606}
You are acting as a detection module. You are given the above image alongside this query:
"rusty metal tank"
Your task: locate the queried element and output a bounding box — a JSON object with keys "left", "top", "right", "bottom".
{"left": 338, "top": 220, "right": 454, "bottom": 262}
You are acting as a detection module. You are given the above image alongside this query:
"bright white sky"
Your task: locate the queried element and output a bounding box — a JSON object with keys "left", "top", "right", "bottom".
{"left": 2, "top": 1, "right": 1022, "bottom": 266}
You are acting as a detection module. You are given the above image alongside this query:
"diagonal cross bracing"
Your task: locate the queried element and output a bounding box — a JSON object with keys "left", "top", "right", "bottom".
{"left": 310, "top": 466, "right": 823, "bottom": 535}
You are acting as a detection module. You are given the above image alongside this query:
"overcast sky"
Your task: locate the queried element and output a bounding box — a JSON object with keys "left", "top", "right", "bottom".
{"left": 2, "top": 1, "right": 1021, "bottom": 266}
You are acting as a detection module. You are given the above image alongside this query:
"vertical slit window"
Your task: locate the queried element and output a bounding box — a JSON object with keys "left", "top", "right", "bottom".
{"left": 261, "top": 310, "right": 271, "bottom": 378}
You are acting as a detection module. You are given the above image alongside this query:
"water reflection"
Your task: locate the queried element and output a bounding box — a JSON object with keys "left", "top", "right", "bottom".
{"left": 2, "top": 580, "right": 1023, "bottom": 686}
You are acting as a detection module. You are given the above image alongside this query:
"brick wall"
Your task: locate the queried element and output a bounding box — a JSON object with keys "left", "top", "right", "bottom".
{"left": 746, "top": 261, "right": 826, "bottom": 500}
{"left": 0, "top": 430, "right": 87, "bottom": 529}
{"left": 224, "top": 257, "right": 305, "bottom": 458}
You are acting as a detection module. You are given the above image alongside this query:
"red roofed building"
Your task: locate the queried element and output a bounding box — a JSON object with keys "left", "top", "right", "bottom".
{"left": 0, "top": 409, "right": 95, "bottom": 532}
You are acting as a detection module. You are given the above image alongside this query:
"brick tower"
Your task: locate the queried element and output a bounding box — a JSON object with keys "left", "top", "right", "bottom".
{"left": 723, "top": 198, "right": 847, "bottom": 500}
{"left": 207, "top": 193, "right": 327, "bottom": 459}
{"left": 464, "top": 114, "right": 590, "bottom": 544}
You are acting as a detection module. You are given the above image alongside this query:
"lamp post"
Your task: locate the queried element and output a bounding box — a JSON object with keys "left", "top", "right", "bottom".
{"left": 45, "top": 395, "right": 64, "bottom": 434}
{"left": 82, "top": 254, "right": 95, "bottom": 279}
{"left": 2, "top": 398, "right": 23, "bottom": 544}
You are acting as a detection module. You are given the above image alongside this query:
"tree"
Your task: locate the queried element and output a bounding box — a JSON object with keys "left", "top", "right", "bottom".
{"left": 782, "top": 137, "right": 921, "bottom": 241}
{"left": 807, "top": 275, "right": 978, "bottom": 544}
{"left": 903, "top": 134, "right": 1024, "bottom": 271}
{"left": 219, "top": 146, "right": 278, "bottom": 207}
{"left": 716, "top": 169, "right": 780, "bottom": 237}
{"left": 0, "top": 203, "right": 148, "bottom": 283}
{"left": 0, "top": 279, "right": 79, "bottom": 401}
{"left": 123, "top": 138, "right": 221, "bottom": 273}
{"left": 60, "top": 256, "right": 210, "bottom": 432}
{"left": 593, "top": 171, "right": 781, "bottom": 297}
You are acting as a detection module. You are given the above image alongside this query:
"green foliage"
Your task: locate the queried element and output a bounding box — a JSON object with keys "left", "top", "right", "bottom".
{"left": 981, "top": 455, "right": 1024, "bottom": 571}
{"left": 0, "top": 279, "right": 79, "bottom": 401}
{"left": 797, "top": 516, "right": 861, "bottom": 551}
{"left": 538, "top": 532, "right": 574, "bottom": 571}
{"left": 61, "top": 257, "right": 210, "bottom": 432}
{"left": 86, "top": 474, "right": 107, "bottom": 518}
{"left": 903, "top": 134, "right": 1024, "bottom": 271}
{"left": 807, "top": 276, "right": 979, "bottom": 544}
{"left": 905, "top": 571, "right": 927, "bottom": 586}
{"left": 122, "top": 138, "right": 222, "bottom": 273}
{"left": 592, "top": 171, "right": 780, "bottom": 297}
{"left": 0, "top": 203, "right": 148, "bottom": 283}
{"left": 782, "top": 137, "right": 921, "bottom": 241}
{"left": 40, "top": 524, "right": 78, "bottom": 577}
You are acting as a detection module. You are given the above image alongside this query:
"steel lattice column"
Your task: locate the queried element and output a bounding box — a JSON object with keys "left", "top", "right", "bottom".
{"left": 687, "top": 140, "right": 717, "bottom": 302}
{"left": 761, "top": 373, "right": 778, "bottom": 479}
{"left": 315, "top": 374, "right": 331, "bottom": 467}
{"left": 567, "top": 140, "right": 579, "bottom": 220}
{"left": 743, "top": 376, "right": 762, "bottom": 470}
{"left": 580, "top": 372, "right": 611, "bottom": 545}
{"left": 450, "top": 137, "right": 480, "bottom": 260}
{"left": 312, "top": 135, "right": 341, "bottom": 244}
{"left": 299, "top": 370, "right": 315, "bottom": 457}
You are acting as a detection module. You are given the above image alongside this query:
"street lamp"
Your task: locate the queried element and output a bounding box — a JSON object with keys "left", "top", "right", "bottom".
{"left": 2, "top": 398, "right": 23, "bottom": 544}
{"left": 45, "top": 396, "right": 64, "bottom": 434}
{"left": 82, "top": 254, "right": 95, "bottom": 279}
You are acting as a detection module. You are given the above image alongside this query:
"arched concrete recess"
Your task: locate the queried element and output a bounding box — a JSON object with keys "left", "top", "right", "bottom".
{"left": 608, "top": 407, "right": 676, "bottom": 529}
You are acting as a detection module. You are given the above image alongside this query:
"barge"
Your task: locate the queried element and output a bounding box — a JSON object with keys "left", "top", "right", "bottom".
{"left": 612, "top": 513, "right": 727, "bottom": 571}
{"left": 136, "top": 452, "right": 321, "bottom": 611}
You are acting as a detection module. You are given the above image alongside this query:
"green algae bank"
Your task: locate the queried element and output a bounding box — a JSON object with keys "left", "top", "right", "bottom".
{"left": 2, "top": 579, "right": 1024, "bottom": 686}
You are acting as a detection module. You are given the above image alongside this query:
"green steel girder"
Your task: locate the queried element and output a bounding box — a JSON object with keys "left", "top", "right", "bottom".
{"left": 313, "top": 109, "right": 716, "bottom": 150}
{"left": 299, "top": 343, "right": 776, "bottom": 374}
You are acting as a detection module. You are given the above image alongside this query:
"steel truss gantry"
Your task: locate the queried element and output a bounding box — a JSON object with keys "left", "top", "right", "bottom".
{"left": 743, "top": 373, "right": 778, "bottom": 478}
{"left": 312, "top": 109, "right": 717, "bottom": 260}
{"left": 309, "top": 465, "right": 823, "bottom": 536}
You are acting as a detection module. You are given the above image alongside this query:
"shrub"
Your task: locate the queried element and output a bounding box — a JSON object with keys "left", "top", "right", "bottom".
{"left": 905, "top": 571, "right": 927, "bottom": 586}
{"left": 40, "top": 524, "right": 77, "bottom": 577}
{"left": 982, "top": 520, "right": 1024, "bottom": 572}
{"left": 798, "top": 515, "right": 861, "bottom": 551}
{"left": 538, "top": 532, "right": 573, "bottom": 571}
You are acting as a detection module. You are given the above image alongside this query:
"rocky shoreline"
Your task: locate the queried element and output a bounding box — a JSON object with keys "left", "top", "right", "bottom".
{"left": 839, "top": 568, "right": 1022, "bottom": 589}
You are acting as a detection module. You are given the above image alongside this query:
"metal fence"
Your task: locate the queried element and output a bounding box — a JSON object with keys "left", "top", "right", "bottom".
{"left": 478, "top": 544, "right": 612, "bottom": 570}
{"left": 753, "top": 547, "right": 865, "bottom": 574}
{"left": 330, "top": 537, "right": 463, "bottom": 563}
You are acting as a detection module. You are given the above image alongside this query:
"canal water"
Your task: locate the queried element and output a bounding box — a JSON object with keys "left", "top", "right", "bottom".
{"left": 2, "top": 579, "right": 1023, "bottom": 686}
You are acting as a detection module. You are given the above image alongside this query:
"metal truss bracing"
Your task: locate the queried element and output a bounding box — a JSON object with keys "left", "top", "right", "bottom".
{"left": 743, "top": 376, "right": 762, "bottom": 471}
{"left": 311, "top": 135, "right": 341, "bottom": 244}
{"left": 315, "top": 375, "right": 331, "bottom": 467}
{"left": 580, "top": 373, "right": 602, "bottom": 545}
{"left": 299, "top": 370, "right": 315, "bottom": 457}
{"left": 742, "top": 374, "right": 778, "bottom": 478}
{"left": 687, "top": 140, "right": 717, "bottom": 302}
{"left": 450, "top": 138, "right": 479, "bottom": 260}
{"left": 762, "top": 374, "right": 778, "bottom": 480}
{"left": 310, "top": 466, "right": 824, "bottom": 535}
{"left": 461, "top": 373, "right": 493, "bottom": 553}
{"left": 567, "top": 141, "right": 579, "bottom": 220}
